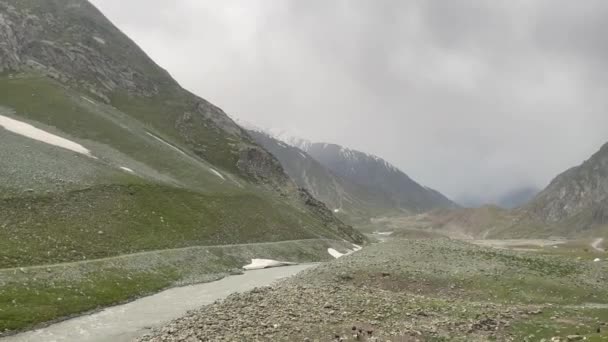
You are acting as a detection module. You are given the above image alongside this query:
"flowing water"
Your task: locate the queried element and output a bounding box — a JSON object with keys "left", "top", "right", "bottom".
{"left": 1, "top": 264, "right": 316, "bottom": 342}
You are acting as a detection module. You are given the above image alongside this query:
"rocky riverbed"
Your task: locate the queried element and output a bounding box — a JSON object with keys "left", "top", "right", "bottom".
{"left": 139, "top": 239, "right": 608, "bottom": 341}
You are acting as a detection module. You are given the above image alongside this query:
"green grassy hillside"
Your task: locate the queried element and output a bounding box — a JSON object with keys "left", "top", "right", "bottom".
{"left": 0, "top": 0, "right": 364, "bottom": 273}
{"left": 0, "top": 74, "right": 363, "bottom": 268}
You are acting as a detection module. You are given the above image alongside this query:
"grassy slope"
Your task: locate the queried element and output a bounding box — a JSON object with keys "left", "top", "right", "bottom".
{"left": 0, "top": 74, "right": 360, "bottom": 269}
{"left": 0, "top": 184, "right": 344, "bottom": 268}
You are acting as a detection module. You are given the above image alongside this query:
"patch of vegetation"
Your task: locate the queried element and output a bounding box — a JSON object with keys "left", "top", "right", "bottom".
{"left": 0, "top": 268, "right": 177, "bottom": 332}
{"left": 510, "top": 307, "right": 608, "bottom": 341}
{"left": 462, "top": 247, "right": 579, "bottom": 277}
{"left": 0, "top": 183, "right": 347, "bottom": 268}
{"left": 0, "top": 74, "right": 238, "bottom": 193}
{"left": 110, "top": 92, "right": 244, "bottom": 176}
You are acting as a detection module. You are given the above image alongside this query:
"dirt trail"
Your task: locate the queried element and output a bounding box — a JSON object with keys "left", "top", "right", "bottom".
{"left": 0, "top": 238, "right": 328, "bottom": 274}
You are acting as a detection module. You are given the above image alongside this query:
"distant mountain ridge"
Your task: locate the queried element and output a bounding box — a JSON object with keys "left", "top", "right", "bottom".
{"left": 301, "top": 142, "right": 456, "bottom": 213}
{"left": 457, "top": 186, "right": 540, "bottom": 209}
{"left": 497, "top": 186, "right": 540, "bottom": 209}
{"left": 248, "top": 129, "right": 456, "bottom": 226}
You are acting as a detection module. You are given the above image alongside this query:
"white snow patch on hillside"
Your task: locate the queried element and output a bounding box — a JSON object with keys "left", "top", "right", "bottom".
{"left": 298, "top": 151, "right": 307, "bottom": 159}
{"left": 81, "top": 96, "right": 96, "bottom": 105}
{"left": 146, "top": 132, "right": 188, "bottom": 157}
{"left": 328, "top": 244, "right": 364, "bottom": 258}
{"left": 93, "top": 36, "right": 106, "bottom": 45}
{"left": 210, "top": 168, "right": 225, "bottom": 180}
{"left": 0, "top": 114, "right": 93, "bottom": 157}
{"left": 243, "top": 259, "right": 296, "bottom": 270}
{"left": 333, "top": 208, "right": 340, "bottom": 213}
{"left": 120, "top": 166, "right": 134, "bottom": 173}
{"left": 146, "top": 132, "right": 232, "bottom": 183}
{"left": 328, "top": 248, "right": 344, "bottom": 258}
{"left": 328, "top": 248, "right": 347, "bottom": 259}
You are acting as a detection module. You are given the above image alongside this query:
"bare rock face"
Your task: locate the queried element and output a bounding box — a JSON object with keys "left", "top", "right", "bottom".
{"left": 236, "top": 145, "right": 291, "bottom": 186}
{"left": 296, "top": 188, "right": 366, "bottom": 244}
{"left": 0, "top": 0, "right": 167, "bottom": 99}
{"left": 0, "top": 8, "right": 28, "bottom": 72}
{"left": 525, "top": 142, "right": 608, "bottom": 228}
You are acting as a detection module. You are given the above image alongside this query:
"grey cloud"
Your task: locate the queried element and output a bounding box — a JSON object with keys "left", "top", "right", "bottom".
{"left": 90, "top": 0, "right": 608, "bottom": 205}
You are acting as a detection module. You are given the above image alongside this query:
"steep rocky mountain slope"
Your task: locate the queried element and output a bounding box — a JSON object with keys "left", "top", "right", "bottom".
{"left": 521, "top": 142, "right": 608, "bottom": 235}
{"left": 248, "top": 130, "right": 396, "bottom": 225}
{"left": 298, "top": 141, "right": 456, "bottom": 213}
{"left": 0, "top": 0, "right": 363, "bottom": 269}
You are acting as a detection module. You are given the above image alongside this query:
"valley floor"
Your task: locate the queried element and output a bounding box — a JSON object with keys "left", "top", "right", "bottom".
{"left": 140, "top": 238, "right": 608, "bottom": 342}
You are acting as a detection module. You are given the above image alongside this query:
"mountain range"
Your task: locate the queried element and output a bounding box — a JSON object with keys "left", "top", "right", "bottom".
{"left": 248, "top": 130, "right": 456, "bottom": 227}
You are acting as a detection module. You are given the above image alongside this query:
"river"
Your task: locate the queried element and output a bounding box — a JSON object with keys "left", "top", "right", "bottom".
{"left": 1, "top": 264, "right": 316, "bottom": 342}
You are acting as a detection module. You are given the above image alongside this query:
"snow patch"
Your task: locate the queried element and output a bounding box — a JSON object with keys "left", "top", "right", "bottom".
{"left": 146, "top": 132, "right": 188, "bottom": 157}
{"left": 0, "top": 114, "right": 93, "bottom": 157}
{"left": 328, "top": 244, "right": 364, "bottom": 258}
{"left": 594, "top": 258, "right": 602, "bottom": 263}
{"left": 333, "top": 208, "right": 340, "bottom": 213}
{"left": 93, "top": 36, "right": 106, "bottom": 45}
{"left": 209, "top": 168, "right": 225, "bottom": 180}
{"left": 328, "top": 248, "right": 345, "bottom": 259}
{"left": 243, "top": 259, "right": 296, "bottom": 270}
{"left": 81, "top": 96, "right": 96, "bottom": 105}
{"left": 120, "top": 166, "right": 134, "bottom": 173}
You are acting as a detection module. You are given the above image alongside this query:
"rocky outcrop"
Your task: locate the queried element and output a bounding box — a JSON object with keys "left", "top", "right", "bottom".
{"left": 297, "top": 188, "right": 366, "bottom": 244}
{"left": 0, "top": 0, "right": 171, "bottom": 100}
{"left": 236, "top": 145, "right": 291, "bottom": 187}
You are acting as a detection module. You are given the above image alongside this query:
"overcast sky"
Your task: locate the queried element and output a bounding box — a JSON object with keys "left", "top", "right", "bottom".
{"left": 91, "top": 0, "right": 608, "bottom": 204}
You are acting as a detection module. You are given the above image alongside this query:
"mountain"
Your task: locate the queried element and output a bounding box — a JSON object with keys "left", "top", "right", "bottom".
{"left": 522, "top": 142, "right": 608, "bottom": 235}
{"left": 248, "top": 130, "right": 396, "bottom": 225}
{"left": 0, "top": 0, "right": 364, "bottom": 270}
{"left": 300, "top": 142, "right": 456, "bottom": 213}
{"left": 248, "top": 131, "right": 456, "bottom": 226}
